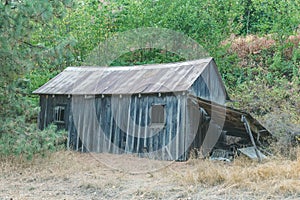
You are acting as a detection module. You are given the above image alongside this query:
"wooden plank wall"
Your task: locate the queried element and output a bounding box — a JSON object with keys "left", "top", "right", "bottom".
{"left": 189, "top": 61, "right": 227, "bottom": 105}
{"left": 39, "top": 95, "right": 71, "bottom": 130}
{"left": 68, "top": 93, "right": 195, "bottom": 160}
{"left": 38, "top": 93, "right": 208, "bottom": 161}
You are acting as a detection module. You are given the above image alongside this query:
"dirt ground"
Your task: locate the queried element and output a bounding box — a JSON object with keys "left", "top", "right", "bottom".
{"left": 1, "top": 151, "right": 300, "bottom": 200}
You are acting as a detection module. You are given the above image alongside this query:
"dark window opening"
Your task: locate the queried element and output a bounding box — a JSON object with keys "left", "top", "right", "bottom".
{"left": 151, "top": 104, "right": 165, "bottom": 126}
{"left": 54, "top": 105, "right": 66, "bottom": 123}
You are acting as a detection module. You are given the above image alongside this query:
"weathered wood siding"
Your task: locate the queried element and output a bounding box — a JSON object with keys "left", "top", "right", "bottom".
{"left": 39, "top": 95, "right": 71, "bottom": 130}
{"left": 189, "top": 61, "right": 228, "bottom": 104}
{"left": 67, "top": 93, "right": 197, "bottom": 160}
{"left": 38, "top": 91, "right": 214, "bottom": 161}
{"left": 38, "top": 88, "right": 217, "bottom": 161}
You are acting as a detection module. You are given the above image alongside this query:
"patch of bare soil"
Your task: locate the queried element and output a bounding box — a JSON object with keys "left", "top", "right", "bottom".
{"left": 1, "top": 151, "right": 300, "bottom": 200}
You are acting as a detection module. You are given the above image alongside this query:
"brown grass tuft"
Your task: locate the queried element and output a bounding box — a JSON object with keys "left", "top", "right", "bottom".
{"left": 2, "top": 149, "right": 300, "bottom": 198}
{"left": 180, "top": 149, "right": 300, "bottom": 196}
{"left": 222, "top": 34, "right": 275, "bottom": 60}
{"left": 222, "top": 33, "right": 300, "bottom": 67}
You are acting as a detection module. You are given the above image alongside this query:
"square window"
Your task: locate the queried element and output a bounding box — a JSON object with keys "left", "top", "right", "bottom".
{"left": 54, "top": 105, "right": 66, "bottom": 123}
{"left": 151, "top": 104, "right": 165, "bottom": 126}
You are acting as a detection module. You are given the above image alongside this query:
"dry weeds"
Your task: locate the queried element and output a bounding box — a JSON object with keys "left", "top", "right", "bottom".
{"left": 1, "top": 150, "right": 300, "bottom": 199}
{"left": 223, "top": 34, "right": 300, "bottom": 66}
{"left": 184, "top": 154, "right": 300, "bottom": 195}
{"left": 222, "top": 34, "right": 276, "bottom": 59}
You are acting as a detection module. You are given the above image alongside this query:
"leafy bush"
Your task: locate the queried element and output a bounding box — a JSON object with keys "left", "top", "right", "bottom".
{"left": 227, "top": 75, "right": 300, "bottom": 134}
{"left": 110, "top": 49, "right": 185, "bottom": 66}
{"left": 0, "top": 117, "right": 67, "bottom": 160}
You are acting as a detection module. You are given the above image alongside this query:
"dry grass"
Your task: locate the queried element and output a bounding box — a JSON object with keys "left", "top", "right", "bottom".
{"left": 222, "top": 34, "right": 276, "bottom": 59}
{"left": 181, "top": 150, "right": 300, "bottom": 196}
{"left": 223, "top": 34, "right": 300, "bottom": 67}
{"left": 1, "top": 149, "right": 300, "bottom": 199}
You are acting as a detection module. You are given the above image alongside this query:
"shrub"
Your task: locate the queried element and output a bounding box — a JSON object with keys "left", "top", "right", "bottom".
{"left": 0, "top": 117, "right": 67, "bottom": 160}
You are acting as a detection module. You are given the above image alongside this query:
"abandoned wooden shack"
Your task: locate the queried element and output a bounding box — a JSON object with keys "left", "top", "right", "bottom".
{"left": 33, "top": 57, "right": 273, "bottom": 161}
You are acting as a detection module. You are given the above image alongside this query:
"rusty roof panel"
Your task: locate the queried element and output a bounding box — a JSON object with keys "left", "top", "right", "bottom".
{"left": 188, "top": 95, "right": 274, "bottom": 142}
{"left": 33, "top": 58, "right": 213, "bottom": 95}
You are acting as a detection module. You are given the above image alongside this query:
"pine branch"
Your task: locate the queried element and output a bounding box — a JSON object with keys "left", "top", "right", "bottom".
{"left": 23, "top": 41, "right": 46, "bottom": 49}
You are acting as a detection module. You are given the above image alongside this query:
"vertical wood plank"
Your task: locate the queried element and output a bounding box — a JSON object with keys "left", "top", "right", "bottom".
{"left": 136, "top": 96, "right": 143, "bottom": 153}
{"left": 125, "top": 96, "right": 132, "bottom": 153}
{"left": 175, "top": 96, "right": 181, "bottom": 160}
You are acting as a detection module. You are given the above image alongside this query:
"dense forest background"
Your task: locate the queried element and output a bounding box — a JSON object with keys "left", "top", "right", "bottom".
{"left": 0, "top": 0, "right": 299, "bottom": 159}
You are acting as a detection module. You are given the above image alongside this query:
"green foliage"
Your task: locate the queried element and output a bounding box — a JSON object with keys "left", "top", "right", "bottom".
{"left": 0, "top": 0, "right": 76, "bottom": 119}
{"left": 111, "top": 49, "right": 185, "bottom": 66}
{"left": 0, "top": 117, "right": 67, "bottom": 160}
{"left": 0, "top": 0, "right": 74, "bottom": 83}
{"left": 110, "top": 0, "right": 244, "bottom": 51}
{"left": 0, "top": 0, "right": 74, "bottom": 159}
{"left": 1, "top": 0, "right": 299, "bottom": 158}
{"left": 228, "top": 76, "right": 300, "bottom": 136}
{"left": 239, "top": 0, "right": 300, "bottom": 36}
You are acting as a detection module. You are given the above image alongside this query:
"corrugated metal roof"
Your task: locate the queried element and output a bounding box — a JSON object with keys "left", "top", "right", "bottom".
{"left": 33, "top": 58, "right": 213, "bottom": 95}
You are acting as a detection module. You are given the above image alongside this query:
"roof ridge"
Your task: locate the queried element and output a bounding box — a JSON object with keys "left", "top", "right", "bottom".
{"left": 33, "top": 58, "right": 218, "bottom": 95}
{"left": 65, "top": 57, "right": 213, "bottom": 71}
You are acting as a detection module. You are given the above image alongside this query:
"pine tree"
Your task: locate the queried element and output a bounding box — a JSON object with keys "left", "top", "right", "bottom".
{"left": 0, "top": 0, "right": 75, "bottom": 117}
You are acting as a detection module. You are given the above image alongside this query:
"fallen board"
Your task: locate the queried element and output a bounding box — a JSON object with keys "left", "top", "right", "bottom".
{"left": 188, "top": 95, "right": 275, "bottom": 145}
